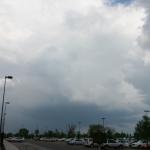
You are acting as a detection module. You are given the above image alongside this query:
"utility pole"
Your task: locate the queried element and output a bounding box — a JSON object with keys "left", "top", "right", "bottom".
{"left": 78, "top": 121, "right": 81, "bottom": 133}
{"left": 78, "top": 121, "right": 81, "bottom": 139}
{"left": 2, "top": 102, "right": 10, "bottom": 136}
{"left": 0, "top": 76, "right": 13, "bottom": 148}
{"left": 101, "top": 117, "right": 106, "bottom": 128}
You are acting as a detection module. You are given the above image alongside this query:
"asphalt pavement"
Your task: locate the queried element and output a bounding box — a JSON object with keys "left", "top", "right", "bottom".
{"left": 13, "top": 142, "right": 51, "bottom": 150}
{"left": 12, "top": 140, "right": 98, "bottom": 150}
{"left": 4, "top": 140, "right": 19, "bottom": 150}
{"left": 10, "top": 140, "right": 138, "bottom": 150}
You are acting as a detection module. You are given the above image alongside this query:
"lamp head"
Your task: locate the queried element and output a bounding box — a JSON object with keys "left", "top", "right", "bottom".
{"left": 5, "top": 76, "right": 13, "bottom": 79}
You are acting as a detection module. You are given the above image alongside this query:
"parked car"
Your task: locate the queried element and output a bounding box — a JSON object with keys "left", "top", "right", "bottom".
{"left": 66, "top": 138, "right": 74, "bottom": 144}
{"left": 40, "top": 137, "right": 57, "bottom": 142}
{"left": 40, "top": 137, "right": 51, "bottom": 141}
{"left": 84, "top": 138, "right": 99, "bottom": 147}
{"left": 102, "top": 139, "right": 123, "bottom": 149}
{"left": 84, "top": 138, "right": 94, "bottom": 147}
{"left": 131, "top": 140, "right": 150, "bottom": 148}
{"left": 48, "top": 138, "right": 58, "bottom": 142}
{"left": 140, "top": 142, "right": 150, "bottom": 149}
{"left": 57, "top": 138, "right": 66, "bottom": 141}
{"left": 33, "top": 136, "right": 40, "bottom": 141}
{"left": 68, "top": 139, "right": 85, "bottom": 145}
{"left": 7, "top": 137, "right": 24, "bottom": 142}
{"left": 118, "top": 139, "right": 129, "bottom": 147}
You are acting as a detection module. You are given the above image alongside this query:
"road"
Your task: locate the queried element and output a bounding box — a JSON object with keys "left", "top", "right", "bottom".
{"left": 11, "top": 140, "right": 136, "bottom": 150}
{"left": 12, "top": 140, "right": 98, "bottom": 150}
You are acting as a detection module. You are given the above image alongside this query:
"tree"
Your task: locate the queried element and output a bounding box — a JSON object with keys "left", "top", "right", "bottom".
{"left": 134, "top": 115, "right": 150, "bottom": 141}
{"left": 18, "top": 128, "right": 29, "bottom": 138}
{"left": 47, "top": 130, "right": 54, "bottom": 137}
{"left": 106, "top": 128, "right": 115, "bottom": 139}
{"left": 114, "top": 131, "right": 128, "bottom": 139}
{"left": 28, "top": 133, "right": 34, "bottom": 139}
{"left": 59, "top": 131, "right": 66, "bottom": 138}
{"left": 53, "top": 129, "right": 60, "bottom": 137}
{"left": 6, "top": 132, "right": 13, "bottom": 138}
{"left": 88, "top": 124, "right": 106, "bottom": 144}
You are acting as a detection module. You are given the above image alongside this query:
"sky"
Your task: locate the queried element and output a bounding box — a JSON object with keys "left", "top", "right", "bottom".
{"left": 0, "top": 0, "right": 150, "bottom": 134}
{"left": 111, "top": 0, "right": 133, "bottom": 5}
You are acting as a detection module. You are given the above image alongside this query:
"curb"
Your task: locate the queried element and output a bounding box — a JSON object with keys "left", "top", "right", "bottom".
{"left": 4, "top": 141, "right": 19, "bottom": 150}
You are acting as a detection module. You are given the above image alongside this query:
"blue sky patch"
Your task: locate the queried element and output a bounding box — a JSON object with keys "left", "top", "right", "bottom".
{"left": 110, "top": 0, "right": 133, "bottom": 5}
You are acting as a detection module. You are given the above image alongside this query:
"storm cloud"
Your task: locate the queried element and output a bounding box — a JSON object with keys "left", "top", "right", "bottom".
{"left": 0, "top": 0, "right": 149, "bottom": 133}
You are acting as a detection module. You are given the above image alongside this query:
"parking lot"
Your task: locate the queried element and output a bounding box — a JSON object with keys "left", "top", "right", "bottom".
{"left": 13, "top": 140, "right": 98, "bottom": 150}
{"left": 11, "top": 140, "right": 138, "bottom": 150}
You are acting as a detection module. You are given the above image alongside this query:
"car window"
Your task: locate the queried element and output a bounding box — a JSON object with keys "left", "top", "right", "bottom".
{"left": 109, "top": 140, "right": 116, "bottom": 143}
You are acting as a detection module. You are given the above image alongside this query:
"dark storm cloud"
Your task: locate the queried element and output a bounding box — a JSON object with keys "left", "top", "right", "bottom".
{"left": 126, "top": 62, "right": 150, "bottom": 104}
{"left": 6, "top": 99, "right": 140, "bottom": 133}
{"left": 0, "top": 0, "right": 146, "bottom": 133}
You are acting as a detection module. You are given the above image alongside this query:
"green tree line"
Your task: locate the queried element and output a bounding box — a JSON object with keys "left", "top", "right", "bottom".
{"left": 5, "top": 115, "right": 150, "bottom": 143}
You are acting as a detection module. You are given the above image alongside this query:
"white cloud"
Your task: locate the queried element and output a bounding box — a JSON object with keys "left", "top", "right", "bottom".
{"left": 0, "top": 0, "right": 148, "bottom": 131}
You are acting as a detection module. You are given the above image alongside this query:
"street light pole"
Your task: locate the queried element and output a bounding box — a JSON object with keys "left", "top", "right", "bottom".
{"left": 78, "top": 121, "right": 81, "bottom": 139}
{"left": 78, "top": 121, "right": 81, "bottom": 133}
{"left": 101, "top": 117, "right": 106, "bottom": 146}
{"left": 0, "top": 77, "right": 7, "bottom": 148}
{"left": 101, "top": 117, "right": 106, "bottom": 128}
{"left": 0, "top": 76, "right": 13, "bottom": 147}
{"left": 2, "top": 102, "right": 10, "bottom": 136}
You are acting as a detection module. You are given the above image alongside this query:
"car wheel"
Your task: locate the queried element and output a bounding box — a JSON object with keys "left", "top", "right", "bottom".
{"left": 104, "top": 145, "right": 109, "bottom": 149}
{"left": 119, "top": 145, "right": 123, "bottom": 149}
{"left": 90, "top": 144, "right": 94, "bottom": 148}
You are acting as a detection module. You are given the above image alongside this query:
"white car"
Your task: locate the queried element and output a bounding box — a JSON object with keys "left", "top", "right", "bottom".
{"left": 66, "top": 138, "right": 74, "bottom": 143}
{"left": 118, "top": 139, "right": 129, "bottom": 147}
{"left": 58, "top": 138, "right": 66, "bottom": 141}
{"left": 7, "top": 137, "right": 24, "bottom": 142}
{"left": 84, "top": 138, "right": 94, "bottom": 147}
{"left": 131, "top": 140, "right": 148, "bottom": 148}
{"left": 40, "top": 137, "right": 57, "bottom": 142}
{"left": 74, "top": 139, "right": 85, "bottom": 145}
{"left": 102, "top": 139, "right": 123, "bottom": 148}
{"left": 84, "top": 138, "right": 99, "bottom": 147}
{"left": 68, "top": 139, "right": 85, "bottom": 145}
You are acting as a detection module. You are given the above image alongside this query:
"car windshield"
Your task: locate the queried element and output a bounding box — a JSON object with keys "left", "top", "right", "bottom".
{"left": 109, "top": 140, "right": 116, "bottom": 143}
